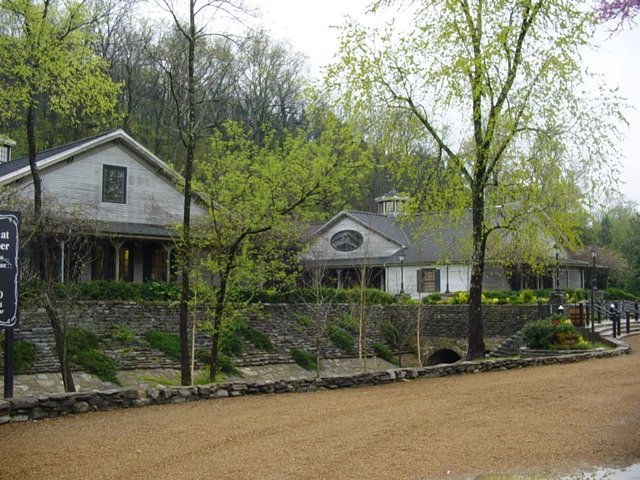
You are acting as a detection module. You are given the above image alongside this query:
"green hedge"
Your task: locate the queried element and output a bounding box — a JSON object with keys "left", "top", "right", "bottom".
{"left": 604, "top": 288, "right": 638, "bottom": 301}
{"left": 20, "top": 281, "right": 397, "bottom": 305}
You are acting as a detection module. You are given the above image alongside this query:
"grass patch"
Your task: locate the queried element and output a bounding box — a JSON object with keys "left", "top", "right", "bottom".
{"left": 290, "top": 348, "right": 317, "bottom": 371}
{"left": 144, "top": 330, "right": 180, "bottom": 360}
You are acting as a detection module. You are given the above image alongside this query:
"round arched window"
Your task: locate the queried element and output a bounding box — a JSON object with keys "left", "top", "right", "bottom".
{"left": 330, "top": 230, "right": 364, "bottom": 252}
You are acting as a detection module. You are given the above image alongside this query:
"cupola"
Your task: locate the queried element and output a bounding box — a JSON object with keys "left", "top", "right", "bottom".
{"left": 375, "top": 190, "right": 408, "bottom": 217}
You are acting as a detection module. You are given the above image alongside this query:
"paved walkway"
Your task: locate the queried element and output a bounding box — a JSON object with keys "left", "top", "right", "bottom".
{"left": 1, "top": 356, "right": 402, "bottom": 397}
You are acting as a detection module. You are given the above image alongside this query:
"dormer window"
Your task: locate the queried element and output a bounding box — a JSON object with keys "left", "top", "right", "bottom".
{"left": 102, "top": 165, "right": 127, "bottom": 203}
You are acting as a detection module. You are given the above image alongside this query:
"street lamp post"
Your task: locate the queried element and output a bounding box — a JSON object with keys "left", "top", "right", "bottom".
{"left": 554, "top": 244, "right": 560, "bottom": 291}
{"left": 445, "top": 262, "right": 450, "bottom": 294}
{"left": 591, "top": 247, "right": 597, "bottom": 331}
{"left": 399, "top": 254, "right": 405, "bottom": 295}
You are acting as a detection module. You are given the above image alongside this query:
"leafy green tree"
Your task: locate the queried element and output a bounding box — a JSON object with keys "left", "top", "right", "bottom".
{"left": 0, "top": 0, "right": 120, "bottom": 391}
{"left": 192, "top": 112, "right": 371, "bottom": 380}
{"left": 329, "top": 0, "right": 623, "bottom": 359}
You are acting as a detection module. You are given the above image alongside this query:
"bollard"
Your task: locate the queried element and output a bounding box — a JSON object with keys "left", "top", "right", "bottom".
{"left": 626, "top": 311, "right": 631, "bottom": 335}
{"left": 635, "top": 301, "right": 638, "bottom": 322}
{"left": 610, "top": 303, "right": 617, "bottom": 338}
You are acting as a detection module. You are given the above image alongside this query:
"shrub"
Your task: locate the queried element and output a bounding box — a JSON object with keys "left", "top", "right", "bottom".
{"left": 522, "top": 319, "right": 555, "bottom": 349}
{"left": 290, "top": 348, "right": 317, "bottom": 371}
{"left": 518, "top": 289, "right": 536, "bottom": 304}
{"left": 73, "top": 348, "right": 120, "bottom": 384}
{"left": 604, "top": 288, "right": 638, "bottom": 301}
{"left": 140, "top": 281, "right": 181, "bottom": 301}
{"left": 327, "top": 324, "right": 356, "bottom": 353}
{"left": 144, "top": 330, "right": 180, "bottom": 360}
{"left": 217, "top": 354, "right": 240, "bottom": 376}
{"left": 219, "top": 326, "right": 244, "bottom": 357}
{"left": 66, "top": 327, "right": 120, "bottom": 384}
{"left": 523, "top": 316, "right": 600, "bottom": 351}
{"left": 422, "top": 293, "right": 442, "bottom": 304}
{"left": 238, "top": 325, "right": 275, "bottom": 352}
{"left": 13, "top": 340, "right": 37, "bottom": 374}
{"left": 195, "top": 350, "right": 240, "bottom": 377}
{"left": 447, "top": 291, "right": 468, "bottom": 304}
{"left": 372, "top": 342, "right": 396, "bottom": 365}
{"left": 66, "top": 327, "right": 100, "bottom": 354}
{"left": 110, "top": 323, "right": 136, "bottom": 343}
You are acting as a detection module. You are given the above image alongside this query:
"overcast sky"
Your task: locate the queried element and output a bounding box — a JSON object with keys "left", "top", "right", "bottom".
{"left": 254, "top": 0, "right": 640, "bottom": 207}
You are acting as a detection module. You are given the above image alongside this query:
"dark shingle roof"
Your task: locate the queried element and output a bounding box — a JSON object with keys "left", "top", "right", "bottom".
{"left": 0, "top": 130, "right": 120, "bottom": 179}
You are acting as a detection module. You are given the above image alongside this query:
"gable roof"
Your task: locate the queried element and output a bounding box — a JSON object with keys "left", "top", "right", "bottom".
{"left": 0, "top": 129, "right": 180, "bottom": 186}
{"left": 310, "top": 210, "right": 409, "bottom": 248}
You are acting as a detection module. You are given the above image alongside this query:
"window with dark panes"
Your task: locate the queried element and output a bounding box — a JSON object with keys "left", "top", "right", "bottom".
{"left": 417, "top": 268, "right": 440, "bottom": 293}
{"left": 102, "top": 165, "right": 127, "bottom": 203}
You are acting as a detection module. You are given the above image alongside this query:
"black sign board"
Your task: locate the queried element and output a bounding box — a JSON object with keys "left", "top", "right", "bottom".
{"left": 0, "top": 211, "right": 19, "bottom": 329}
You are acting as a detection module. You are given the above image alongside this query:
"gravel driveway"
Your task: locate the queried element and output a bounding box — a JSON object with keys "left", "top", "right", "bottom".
{"left": 2, "top": 335, "right": 639, "bottom": 480}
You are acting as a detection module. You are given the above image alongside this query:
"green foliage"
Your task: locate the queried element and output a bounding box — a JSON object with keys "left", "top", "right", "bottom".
{"left": 422, "top": 293, "right": 442, "bottom": 304}
{"left": 290, "top": 348, "right": 317, "bottom": 371}
{"left": 196, "top": 349, "right": 240, "bottom": 377}
{"left": 522, "top": 316, "right": 601, "bottom": 351}
{"left": 238, "top": 325, "right": 275, "bottom": 353}
{"left": 144, "top": 330, "right": 180, "bottom": 360}
{"left": 380, "top": 322, "right": 397, "bottom": 346}
{"left": 517, "top": 289, "right": 536, "bottom": 304}
{"left": 110, "top": 324, "right": 136, "bottom": 343}
{"left": 219, "top": 325, "right": 244, "bottom": 357}
{"left": 0, "top": 0, "right": 120, "bottom": 138}
{"left": 72, "top": 348, "right": 120, "bottom": 385}
{"left": 522, "top": 319, "right": 556, "bottom": 350}
{"left": 447, "top": 291, "right": 468, "bottom": 305}
{"left": 604, "top": 288, "right": 638, "bottom": 301}
{"left": 327, "top": 324, "right": 356, "bottom": 353}
{"left": 66, "top": 327, "right": 101, "bottom": 353}
{"left": 140, "top": 282, "right": 181, "bottom": 301}
{"left": 13, "top": 340, "right": 37, "bottom": 374}
{"left": 372, "top": 342, "right": 396, "bottom": 365}
{"left": 66, "top": 328, "right": 120, "bottom": 385}
{"left": 337, "top": 314, "right": 358, "bottom": 333}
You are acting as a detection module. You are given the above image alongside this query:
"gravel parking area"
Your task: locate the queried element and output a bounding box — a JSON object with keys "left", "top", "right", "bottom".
{"left": 2, "top": 335, "right": 639, "bottom": 480}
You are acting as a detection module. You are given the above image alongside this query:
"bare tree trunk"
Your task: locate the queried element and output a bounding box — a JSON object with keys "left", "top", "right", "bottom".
{"left": 26, "top": 105, "right": 76, "bottom": 392}
{"left": 466, "top": 186, "right": 487, "bottom": 360}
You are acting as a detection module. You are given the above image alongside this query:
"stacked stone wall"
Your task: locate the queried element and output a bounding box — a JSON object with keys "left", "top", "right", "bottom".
{"left": 0, "top": 302, "right": 543, "bottom": 373}
{"left": 0, "top": 338, "right": 628, "bottom": 424}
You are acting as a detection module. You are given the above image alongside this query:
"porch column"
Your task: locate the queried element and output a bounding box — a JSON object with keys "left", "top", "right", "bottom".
{"left": 164, "top": 244, "right": 173, "bottom": 282}
{"left": 112, "top": 241, "right": 124, "bottom": 281}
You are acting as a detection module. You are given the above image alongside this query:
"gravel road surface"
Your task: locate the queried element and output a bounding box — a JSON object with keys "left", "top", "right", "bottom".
{"left": 2, "top": 336, "right": 639, "bottom": 480}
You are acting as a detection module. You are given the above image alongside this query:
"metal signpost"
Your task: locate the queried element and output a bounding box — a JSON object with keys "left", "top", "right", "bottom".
{"left": 0, "top": 211, "right": 20, "bottom": 398}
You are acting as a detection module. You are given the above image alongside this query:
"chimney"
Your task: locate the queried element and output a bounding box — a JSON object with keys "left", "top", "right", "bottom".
{"left": 0, "top": 136, "right": 15, "bottom": 164}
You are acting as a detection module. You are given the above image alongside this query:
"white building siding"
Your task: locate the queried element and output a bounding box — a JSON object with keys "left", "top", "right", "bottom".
{"left": 386, "top": 264, "right": 471, "bottom": 299}
{"left": 309, "top": 217, "right": 402, "bottom": 262}
{"left": 14, "top": 142, "right": 203, "bottom": 226}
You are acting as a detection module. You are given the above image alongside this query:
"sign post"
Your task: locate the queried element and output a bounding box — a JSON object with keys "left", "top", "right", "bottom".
{"left": 0, "top": 211, "right": 20, "bottom": 398}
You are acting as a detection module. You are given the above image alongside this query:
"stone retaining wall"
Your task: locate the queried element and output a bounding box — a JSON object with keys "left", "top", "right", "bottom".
{"left": 0, "top": 339, "right": 628, "bottom": 424}
{"left": 0, "top": 302, "right": 543, "bottom": 373}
